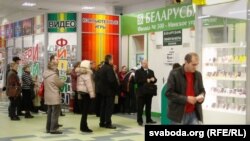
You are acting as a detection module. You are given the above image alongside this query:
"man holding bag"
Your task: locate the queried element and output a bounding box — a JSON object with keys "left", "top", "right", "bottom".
{"left": 135, "top": 60, "right": 157, "bottom": 126}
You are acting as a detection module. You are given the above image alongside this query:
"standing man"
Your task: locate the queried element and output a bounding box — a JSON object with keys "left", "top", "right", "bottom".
{"left": 44, "top": 55, "right": 64, "bottom": 134}
{"left": 135, "top": 60, "right": 157, "bottom": 126}
{"left": 166, "top": 52, "right": 205, "bottom": 125}
{"left": 99, "top": 55, "right": 119, "bottom": 129}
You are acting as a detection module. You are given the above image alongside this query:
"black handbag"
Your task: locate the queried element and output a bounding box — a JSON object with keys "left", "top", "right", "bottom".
{"left": 144, "top": 83, "right": 157, "bottom": 96}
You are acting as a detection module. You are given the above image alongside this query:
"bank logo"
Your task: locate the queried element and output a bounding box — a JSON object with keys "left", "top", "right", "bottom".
{"left": 137, "top": 14, "right": 144, "bottom": 25}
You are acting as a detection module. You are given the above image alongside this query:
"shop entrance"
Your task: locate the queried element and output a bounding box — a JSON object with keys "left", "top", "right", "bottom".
{"left": 129, "top": 34, "right": 146, "bottom": 69}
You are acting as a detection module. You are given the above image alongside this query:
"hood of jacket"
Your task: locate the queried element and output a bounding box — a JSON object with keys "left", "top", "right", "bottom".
{"left": 75, "top": 67, "right": 92, "bottom": 75}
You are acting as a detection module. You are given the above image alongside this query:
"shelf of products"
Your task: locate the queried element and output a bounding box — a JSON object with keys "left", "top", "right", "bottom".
{"left": 202, "top": 43, "right": 246, "bottom": 115}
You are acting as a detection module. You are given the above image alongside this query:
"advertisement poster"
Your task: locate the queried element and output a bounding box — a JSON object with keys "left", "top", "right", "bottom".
{"left": 5, "top": 23, "right": 14, "bottom": 39}
{"left": 48, "top": 33, "right": 77, "bottom": 105}
{"left": 58, "top": 60, "right": 68, "bottom": 71}
{"left": 48, "top": 13, "right": 76, "bottom": 32}
{"left": 34, "top": 15, "right": 44, "bottom": 34}
{"left": 0, "top": 26, "right": 6, "bottom": 48}
{"left": 22, "top": 18, "right": 33, "bottom": 36}
{"left": 82, "top": 13, "right": 119, "bottom": 66}
{"left": 163, "top": 29, "right": 182, "bottom": 46}
{"left": 14, "top": 21, "right": 23, "bottom": 37}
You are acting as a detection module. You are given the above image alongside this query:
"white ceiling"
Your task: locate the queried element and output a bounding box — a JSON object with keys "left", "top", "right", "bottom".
{"left": 0, "top": 0, "right": 157, "bottom": 18}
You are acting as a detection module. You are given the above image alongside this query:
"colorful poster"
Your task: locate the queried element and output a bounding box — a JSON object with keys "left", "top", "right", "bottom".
{"left": 58, "top": 60, "right": 68, "bottom": 71}
{"left": 14, "top": 21, "right": 22, "bottom": 37}
{"left": 82, "top": 13, "right": 119, "bottom": 66}
{"left": 82, "top": 13, "right": 119, "bottom": 34}
{"left": 5, "top": 23, "right": 14, "bottom": 39}
{"left": 121, "top": 3, "right": 195, "bottom": 35}
{"left": 48, "top": 13, "right": 76, "bottom": 32}
{"left": 22, "top": 18, "right": 33, "bottom": 35}
{"left": 34, "top": 15, "right": 44, "bottom": 34}
{"left": 0, "top": 26, "right": 6, "bottom": 48}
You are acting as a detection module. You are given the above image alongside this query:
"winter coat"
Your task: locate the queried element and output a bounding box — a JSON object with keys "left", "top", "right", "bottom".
{"left": 76, "top": 67, "right": 95, "bottom": 98}
{"left": 98, "top": 63, "right": 119, "bottom": 96}
{"left": 6, "top": 70, "right": 21, "bottom": 97}
{"left": 70, "top": 68, "right": 77, "bottom": 91}
{"left": 43, "top": 63, "right": 64, "bottom": 105}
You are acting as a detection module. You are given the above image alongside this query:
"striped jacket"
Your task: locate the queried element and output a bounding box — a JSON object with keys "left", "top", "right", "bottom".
{"left": 22, "top": 71, "right": 33, "bottom": 89}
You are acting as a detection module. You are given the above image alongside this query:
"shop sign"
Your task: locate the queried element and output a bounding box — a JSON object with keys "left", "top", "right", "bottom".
{"left": 22, "top": 18, "right": 33, "bottom": 36}
{"left": 14, "top": 21, "right": 23, "bottom": 37}
{"left": 82, "top": 13, "right": 119, "bottom": 34}
{"left": 48, "top": 13, "right": 77, "bottom": 32}
{"left": 34, "top": 15, "right": 44, "bottom": 34}
{"left": 163, "top": 29, "right": 182, "bottom": 46}
{"left": 122, "top": 3, "right": 195, "bottom": 35}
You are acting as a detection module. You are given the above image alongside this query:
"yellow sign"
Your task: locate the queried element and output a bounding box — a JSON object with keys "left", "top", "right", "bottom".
{"left": 192, "top": 0, "right": 206, "bottom": 5}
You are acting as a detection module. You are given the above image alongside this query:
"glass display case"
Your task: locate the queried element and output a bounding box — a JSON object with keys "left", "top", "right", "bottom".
{"left": 202, "top": 42, "right": 246, "bottom": 116}
{"left": 198, "top": 0, "right": 249, "bottom": 124}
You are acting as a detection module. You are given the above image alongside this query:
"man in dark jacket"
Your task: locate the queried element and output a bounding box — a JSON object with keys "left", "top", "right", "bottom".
{"left": 135, "top": 60, "right": 157, "bottom": 126}
{"left": 166, "top": 52, "right": 205, "bottom": 125}
{"left": 99, "top": 55, "right": 119, "bottom": 129}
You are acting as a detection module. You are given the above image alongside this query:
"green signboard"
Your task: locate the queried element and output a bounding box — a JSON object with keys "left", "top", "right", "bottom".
{"left": 163, "top": 29, "right": 182, "bottom": 46}
{"left": 48, "top": 13, "right": 76, "bottom": 32}
{"left": 122, "top": 3, "right": 195, "bottom": 35}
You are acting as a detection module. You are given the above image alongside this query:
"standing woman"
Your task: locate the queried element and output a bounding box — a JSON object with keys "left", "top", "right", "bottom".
{"left": 6, "top": 63, "right": 21, "bottom": 120}
{"left": 21, "top": 65, "right": 34, "bottom": 118}
{"left": 76, "top": 60, "right": 95, "bottom": 133}
{"left": 71, "top": 62, "right": 81, "bottom": 114}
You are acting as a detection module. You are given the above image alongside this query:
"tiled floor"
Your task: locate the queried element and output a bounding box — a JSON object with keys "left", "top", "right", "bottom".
{"left": 0, "top": 92, "right": 159, "bottom": 141}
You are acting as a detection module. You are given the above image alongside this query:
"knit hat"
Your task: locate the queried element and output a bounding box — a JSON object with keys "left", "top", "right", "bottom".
{"left": 80, "top": 60, "right": 91, "bottom": 69}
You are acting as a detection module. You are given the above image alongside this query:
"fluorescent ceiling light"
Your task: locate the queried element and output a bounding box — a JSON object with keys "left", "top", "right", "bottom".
{"left": 229, "top": 10, "right": 246, "bottom": 14}
{"left": 82, "top": 6, "right": 95, "bottom": 10}
{"left": 206, "top": 0, "right": 237, "bottom": 5}
{"left": 22, "top": 2, "right": 36, "bottom": 7}
{"left": 198, "top": 15, "right": 210, "bottom": 19}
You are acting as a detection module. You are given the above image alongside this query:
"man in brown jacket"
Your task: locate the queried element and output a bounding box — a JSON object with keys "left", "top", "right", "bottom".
{"left": 43, "top": 55, "right": 64, "bottom": 134}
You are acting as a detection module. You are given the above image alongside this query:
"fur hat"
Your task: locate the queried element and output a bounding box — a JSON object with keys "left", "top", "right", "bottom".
{"left": 80, "top": 60, "right": 91, "bottom": 69}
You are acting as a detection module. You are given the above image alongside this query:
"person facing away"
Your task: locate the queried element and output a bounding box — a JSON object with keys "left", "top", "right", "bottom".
{"left": 135, "top": 60, "right": 157, "bottom": 126}
{"left": 76, "top": 60, "right": 95, "bottom": 133}
{"left": 43, "top": 55, "right": 64, "bottom": 134}
{"left": 98, "top": 55, "right": 119, "bottom": 129}
{"left": 6, "top": 63, "right": 21, "bottom": 121}
{"left": 166, "top": 52, "right": 205, "bottom": 125}
{"left": 94, "top": 62, "right": 104, "bottom": 117}
{"left": 21, "top": 65, "right": 34, "bottom": 118}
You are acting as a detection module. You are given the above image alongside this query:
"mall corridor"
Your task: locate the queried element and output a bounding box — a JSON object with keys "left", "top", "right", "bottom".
{"left": 0, "top": 92, "right": 157, "bottom": 141}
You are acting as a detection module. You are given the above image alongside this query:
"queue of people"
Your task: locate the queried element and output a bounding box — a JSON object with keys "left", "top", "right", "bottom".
{"left": 5, "top": 54, "right": 162, "bottom": 134}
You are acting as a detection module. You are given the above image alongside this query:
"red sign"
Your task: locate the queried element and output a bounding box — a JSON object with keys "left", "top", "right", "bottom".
{"left": 56, "top": 38, "right": 68, "bottom": 47}
{"left": 82, "top": 13, "right": 119, "bottom": 34}
{"left": 22, "top": 44, "right": 38, "bottom": 62}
